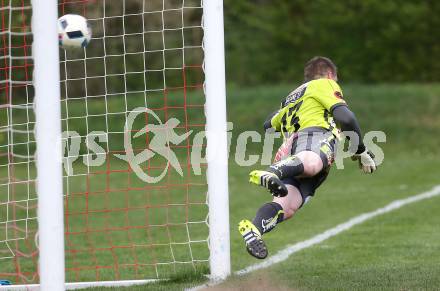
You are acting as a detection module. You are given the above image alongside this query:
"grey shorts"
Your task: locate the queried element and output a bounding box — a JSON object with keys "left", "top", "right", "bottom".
{"left": 282, "top": 128, "right": 337, "bottom": 205}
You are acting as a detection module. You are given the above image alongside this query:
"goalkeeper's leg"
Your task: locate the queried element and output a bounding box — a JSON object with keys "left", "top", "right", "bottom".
{"left": 249, "top": 151, "right": 323, "bottom": 197}
{"left": 239, "top": 184, "right": 303, "bottom": 259}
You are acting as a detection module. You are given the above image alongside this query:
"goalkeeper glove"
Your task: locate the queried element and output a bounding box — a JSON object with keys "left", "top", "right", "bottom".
{"left": 352, "top": 149, "right": 377, "bottom": 174}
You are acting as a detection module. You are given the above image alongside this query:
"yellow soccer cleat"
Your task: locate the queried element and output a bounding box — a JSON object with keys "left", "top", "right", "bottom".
{"left": 249, "top": 170, "right": 288, "bottom": 197}
{"left": 238, "top": 219, "right": 268, "bottom": 259}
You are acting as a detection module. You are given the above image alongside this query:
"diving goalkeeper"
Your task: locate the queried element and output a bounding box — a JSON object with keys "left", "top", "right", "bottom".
{"left": 239, "top": 56, "right": 377, "bottom": 259}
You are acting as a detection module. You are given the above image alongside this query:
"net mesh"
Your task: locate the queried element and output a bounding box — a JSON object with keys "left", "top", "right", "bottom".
{"left": 0, "top": 0, "right": 209, "bottom": 284}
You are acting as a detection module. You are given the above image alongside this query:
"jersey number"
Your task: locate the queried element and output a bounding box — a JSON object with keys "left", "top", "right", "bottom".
{"left": 281, "top": 100, "right": 303, "bottom": 134}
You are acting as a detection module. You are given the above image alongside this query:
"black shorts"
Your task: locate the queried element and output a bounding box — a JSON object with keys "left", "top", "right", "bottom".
{"left": 282, "top": 127, "right": 337, "bottom": 205}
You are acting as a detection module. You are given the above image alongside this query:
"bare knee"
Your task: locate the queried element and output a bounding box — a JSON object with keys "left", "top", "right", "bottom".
{"left": 282, "top": 206, "right": 296, "bottom": 220}
{"left": 273, "top": 185, "right": 302, "bottom": 220}
{"left": 296, "top": 151, "right": 323, "bottom": 176}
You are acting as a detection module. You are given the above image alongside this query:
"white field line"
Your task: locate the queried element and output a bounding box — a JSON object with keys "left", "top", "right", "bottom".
{"left": 0, "top": 279, "right": 161, "bottom": 290}
{"left": 188, "top": 185, "right": 440, "bottom": 291}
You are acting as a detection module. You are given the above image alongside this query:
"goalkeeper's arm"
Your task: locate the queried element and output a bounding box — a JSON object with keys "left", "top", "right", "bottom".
{"left": 332, "top": 104, "right": 365, "bottom": 153}
{"left": 263, "top": 110, "right": 280, "bottom": 131}
{"left": 332, "top": 104, "right": 377, "bottom": 173}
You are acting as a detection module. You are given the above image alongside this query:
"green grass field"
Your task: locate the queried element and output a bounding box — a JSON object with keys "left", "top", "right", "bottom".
{"left": 1, "top": 83, "right": 439, "bottom": 290}
{"left": 86, "top": 83, "right": 440, "bottom": 290}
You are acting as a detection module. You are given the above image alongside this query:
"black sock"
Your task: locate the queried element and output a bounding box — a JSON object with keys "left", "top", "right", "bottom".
{"left": 268, "top": 155, "right": 304, "bottom": 179}
{"left": 252, "top": 202, "right": 284, "bottom": 235}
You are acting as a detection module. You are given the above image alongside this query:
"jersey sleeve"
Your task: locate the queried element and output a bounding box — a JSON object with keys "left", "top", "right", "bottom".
{"left": 312, "top": 79, "right": 346, "bottom": 111}
{"left": 267, "top": 108, "right": 283, "bottom": 132}
{"left": 263, "top": 110, "right": 280, "bottom": 130}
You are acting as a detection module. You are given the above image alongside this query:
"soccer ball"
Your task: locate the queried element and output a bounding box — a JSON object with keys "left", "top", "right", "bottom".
{"left": 58, "top": 14, "right": 92, "bottom": 49}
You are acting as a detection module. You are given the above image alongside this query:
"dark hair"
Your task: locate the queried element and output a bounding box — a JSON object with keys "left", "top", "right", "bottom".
{"left": 304, "top": 56, "right": 337, "bottom": 82}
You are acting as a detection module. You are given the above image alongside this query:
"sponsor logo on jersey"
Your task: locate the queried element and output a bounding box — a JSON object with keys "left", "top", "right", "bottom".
{"left": 334, "top": 91, "right": 343, "bottom": 99}
{"left": 283, "top": 84, "right": 307, "bottom": 106}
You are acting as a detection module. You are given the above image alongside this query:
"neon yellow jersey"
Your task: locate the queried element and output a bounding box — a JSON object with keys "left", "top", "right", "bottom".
{"left": 270, "top": 78, "right": 346, "bottom": 138}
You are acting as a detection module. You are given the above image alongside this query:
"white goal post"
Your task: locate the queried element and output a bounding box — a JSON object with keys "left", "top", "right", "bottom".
{"left": 0, "top": 0, "right": 230, "bottom": 289}
{"left": 32, "top": 0, "right": 65, "bottom": 290}
{"left": 203, "top": 0, "right": 231, "bottom": 281}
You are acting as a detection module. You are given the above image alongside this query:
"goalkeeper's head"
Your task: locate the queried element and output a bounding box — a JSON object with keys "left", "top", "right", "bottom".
{"left": 304, "top": 56, "right": 338, "bottom": 82}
